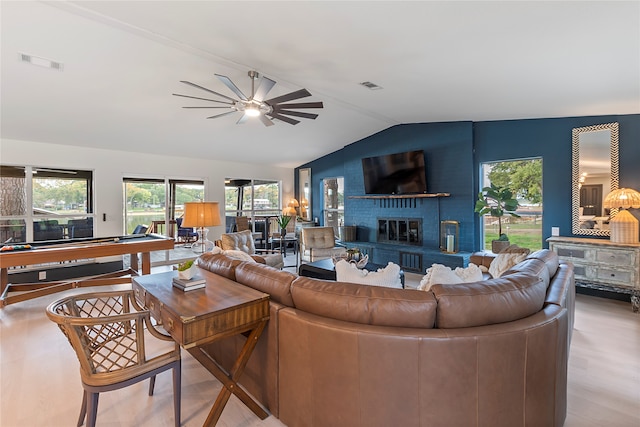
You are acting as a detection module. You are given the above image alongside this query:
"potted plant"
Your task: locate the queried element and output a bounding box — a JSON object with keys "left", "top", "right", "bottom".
{"left": 474, "top": 183, "right": 520, "bottom": 253}
{"left": 177, "top": 259, "right": 196, "bottom": 280}
{"left": 275, "top": 214, "right": 292, "bottom": 237}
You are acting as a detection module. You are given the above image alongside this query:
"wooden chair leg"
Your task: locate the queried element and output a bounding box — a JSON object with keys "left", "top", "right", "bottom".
{"left": 148, "top": 375, "right": 156, "bottom": 396}
{"left": 77, "top": 390, "right": 87, "bottom": 427}
{"left": 173, "top": 362, "right": 182, "bottom": 427}
{"left": 86, "top": 392, "right": 99, "bottom": 427}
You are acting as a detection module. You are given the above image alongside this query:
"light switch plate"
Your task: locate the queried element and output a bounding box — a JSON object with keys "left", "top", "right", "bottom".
{"left": 551, "top": 227, "right": 560, "bottom": 236}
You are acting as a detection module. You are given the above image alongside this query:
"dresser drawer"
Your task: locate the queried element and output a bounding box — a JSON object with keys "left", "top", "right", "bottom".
{"left": 596, "top": 268, "right": 634, "bottom": 287}
{"left": 595, "top": 249, "right": 636, "bottom": 267}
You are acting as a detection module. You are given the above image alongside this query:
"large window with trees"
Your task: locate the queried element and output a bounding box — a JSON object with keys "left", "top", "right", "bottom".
{"left": 224, "top": 178, "right": 281, "bottom": 234}
{"left": 123, "top": 178, "right": 204, "bottom": 235}
{"left": 479, "top": 158, "right": 543, "bottom": 250}
{"left": 0, "top": 165, "right": 93, "bottom": 243}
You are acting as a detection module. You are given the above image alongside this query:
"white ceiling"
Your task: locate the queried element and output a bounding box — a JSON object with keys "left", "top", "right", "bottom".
{"left": 1, "top": 1, "right": 639, "bottom": 168}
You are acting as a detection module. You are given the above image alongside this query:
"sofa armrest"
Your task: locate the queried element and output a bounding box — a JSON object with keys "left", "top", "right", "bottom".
{"left": 470, "top": 251, "right": 496, "bottom": 269}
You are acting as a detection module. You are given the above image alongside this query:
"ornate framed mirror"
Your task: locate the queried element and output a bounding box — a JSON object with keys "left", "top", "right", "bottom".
{"left": 298, "top": 168, "right": 311, "bottom": 221}
{"left": 571, "top": 122, "right": 619, "bottom": 236}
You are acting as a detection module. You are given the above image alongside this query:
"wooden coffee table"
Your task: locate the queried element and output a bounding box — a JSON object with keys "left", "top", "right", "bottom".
{"left": 298, "top": 258, "right": 405, "bottom": 287}
{"left": 132, "top": 271, "right": 270, "bottom": 426}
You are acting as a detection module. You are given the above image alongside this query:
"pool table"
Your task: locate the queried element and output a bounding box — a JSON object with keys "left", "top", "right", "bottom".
{"left": 0, "top": 233, "right": 174, "bottom": 307}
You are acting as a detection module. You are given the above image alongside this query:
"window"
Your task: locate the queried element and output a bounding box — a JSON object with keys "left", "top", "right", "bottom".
{"left": 0, "top": 165, "right": 94, "bottom": 242}
{"left": 323, "top": 177, "right": 344, "bottom": 234}
{"left": 225, "top": 179, "right": 280, "bottom": 216}
{"left": 123, "top": 178, "right": 204, "bottom": 235}
{"left": 479, "top": 158, "right": 543, "bottom": 250}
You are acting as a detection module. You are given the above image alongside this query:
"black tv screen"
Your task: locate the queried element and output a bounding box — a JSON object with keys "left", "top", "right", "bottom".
{"left": 362, "top": 150, "right": 427, "bottom": 194}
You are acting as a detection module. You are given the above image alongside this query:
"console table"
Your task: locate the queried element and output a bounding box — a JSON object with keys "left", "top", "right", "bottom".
{"left": 547, "top": 236, "right": 640, "bottom": 311}
{"left": 132, "top": 271, "right": 270, "bottom": 426}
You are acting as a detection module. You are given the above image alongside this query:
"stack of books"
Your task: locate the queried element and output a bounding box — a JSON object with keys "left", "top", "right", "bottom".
{"left": 172, "top": 275, "right": 206, "bottom": 292}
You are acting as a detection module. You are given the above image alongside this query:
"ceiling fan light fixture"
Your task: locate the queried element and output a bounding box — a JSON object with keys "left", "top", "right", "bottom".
{"left": 245, "top": 106, "right": 261, "bottom": 117}
{"left": 174, "top": 70, "right": 322, "bottom": 126}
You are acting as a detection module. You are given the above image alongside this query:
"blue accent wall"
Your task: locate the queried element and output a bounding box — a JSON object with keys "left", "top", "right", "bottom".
{"left": 297, "top": 114, "right": 640, "bottom": 258}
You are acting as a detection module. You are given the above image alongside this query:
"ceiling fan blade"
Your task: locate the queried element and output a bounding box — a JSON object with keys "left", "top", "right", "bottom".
{"left": 179, "top": 81, "right": 237, "bottom": 102}
{"left": 253, "top": 77, "right": 276, "bottom": 102}
{"left": 264, "top": 89, "right": 311, "bottom": 105}
{"left": 215, "top": 74, "right": 248, "bottom": 101}
{"left": 272, "top": 101, "right": 324, "bottom": 110}
{"left": 182, "top": 106, "right": 231, "bottom": 109}
{"left": 258, "top": 114, "right": 275, "bottom": 127}
{"left": 268, "top": 112, "right": 300, "bottom": 125}
{"left": 172, "top": 93, "right": 234, "bottom": 105}
{"left": 276, "top": 110, "right": 319, "bottom": 120}
{"left": 206, "top": 110, "right": 238, "bottom": 119}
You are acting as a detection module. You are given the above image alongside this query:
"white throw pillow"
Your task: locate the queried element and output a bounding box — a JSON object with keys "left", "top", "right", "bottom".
{"left": 335, "top": 260, "right": 402, "bottom": 289}
{"left": 209, "top": 246, "right": 223, "bottom": 254}
{"left": 454, "top": 263, "right": 484, "bottom": 282}
{"left": 418, "top": 264, "right": 462, "bottom": 291}
{"left": 488, "top": 252, "right": 527, "bottom": 278}
{"left": 221, "top": 249, "right": 256, "bottom": 263}
{"left": 418, "top": 263, "right": 484, "bottom": 291}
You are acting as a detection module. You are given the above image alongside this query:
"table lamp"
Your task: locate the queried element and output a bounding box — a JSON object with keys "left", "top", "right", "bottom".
{"left": 603, "top": 188, "right": 640, "bottom": 244}
{"left": 182, "top": 201, "right": 221, "bottom": 253}
{"left": 288, "top": 198, "right": 300, "bottom": 216}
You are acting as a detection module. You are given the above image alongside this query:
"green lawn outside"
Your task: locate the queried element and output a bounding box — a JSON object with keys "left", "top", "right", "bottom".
{"left": 483, "top": 221, "right": 543, "bottom": 251}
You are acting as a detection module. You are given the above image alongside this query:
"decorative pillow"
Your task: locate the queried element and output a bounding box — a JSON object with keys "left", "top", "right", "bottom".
{"left": 209, "top": 246, "right": 256, "bottom": 263}
{"left": 453, "top": 263, "right": 483, "bottom": 282}
{"left": 335, "top": 260, "right": 402, "bottom": 289}
{"left": 418, "top": 264, "right": 462, "bottom": 290}
{"left": 418, "top": 263, "right": 483, "bottom": 291}
{"left": 488, "top": 252, "right": 527, "bottom": 278}
{"left": 222, "top": 249, "right": 256, "bottom": 263}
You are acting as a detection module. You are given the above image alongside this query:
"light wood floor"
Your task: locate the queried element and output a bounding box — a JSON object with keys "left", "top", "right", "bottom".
{"left": 1, "top": 264, "right": 639, "bottom": 426}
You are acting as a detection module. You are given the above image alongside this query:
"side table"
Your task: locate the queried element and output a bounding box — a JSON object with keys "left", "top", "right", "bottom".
{"left": 132, "top": 271, "right": 270, "bottom": 426}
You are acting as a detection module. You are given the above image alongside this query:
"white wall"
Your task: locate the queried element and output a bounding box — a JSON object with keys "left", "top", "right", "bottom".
{"left": 1, "top": 138, "right": 294, "bottom": 240}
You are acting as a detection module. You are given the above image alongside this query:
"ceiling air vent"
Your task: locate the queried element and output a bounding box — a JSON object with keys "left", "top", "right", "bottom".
{"left": 359, "top": 81, "right": 383, "bottom": 90}
{"left": 18, "top": 53, "right": 64, "bottom": 71}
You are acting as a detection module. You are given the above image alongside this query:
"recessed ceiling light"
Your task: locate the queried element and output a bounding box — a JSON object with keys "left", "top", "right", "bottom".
{"left": 18, "top": 53, "right": 64, "bottom": 71}
{"left": 360, "top": 81, "right": 383, "bottom": 90}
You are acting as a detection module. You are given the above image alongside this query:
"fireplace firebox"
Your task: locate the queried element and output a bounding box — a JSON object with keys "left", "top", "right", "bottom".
{"left": 377, "top": 218, "right": 422, "bottom": 246}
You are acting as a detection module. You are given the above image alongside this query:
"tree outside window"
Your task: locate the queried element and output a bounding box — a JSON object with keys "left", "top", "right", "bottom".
{"left": 480, "top": 159, "right": 543, "bottom": 250}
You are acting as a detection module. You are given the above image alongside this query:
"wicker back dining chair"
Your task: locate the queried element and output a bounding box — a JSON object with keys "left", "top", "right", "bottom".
{"left": 46, "top": 290, "right": 181, "bottom": 427}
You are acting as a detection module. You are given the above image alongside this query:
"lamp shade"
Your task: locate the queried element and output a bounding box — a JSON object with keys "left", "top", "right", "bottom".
{"left": 288, "top": 198, "right": 300, "bottom": 208}
{"left": 603, "top": 188, "right": 640, "bottom": 210}
{"left": 282, "top": 206, "right": 297, "bottom": 216}
{"left": 181, "top": 202, "right": 221, "bottom": 228}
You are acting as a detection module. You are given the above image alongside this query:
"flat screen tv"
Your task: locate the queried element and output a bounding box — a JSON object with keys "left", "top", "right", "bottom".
{"left": 362, "top": 150, "right": 427, "bottom": 195}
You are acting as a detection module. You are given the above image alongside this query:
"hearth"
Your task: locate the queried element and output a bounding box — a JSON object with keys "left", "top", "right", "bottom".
{"left": 377, "top": 218, "right": 422, "bottom": 246}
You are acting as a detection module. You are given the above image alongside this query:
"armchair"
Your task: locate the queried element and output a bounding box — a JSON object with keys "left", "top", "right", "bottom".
{"left": 300, "top": 226, "right": 347, "bottom": 263}
{"left": 221, "top": 230, "right": 284, "bottom": 269}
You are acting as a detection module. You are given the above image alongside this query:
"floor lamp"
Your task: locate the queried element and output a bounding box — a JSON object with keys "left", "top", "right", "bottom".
{"left": 182, "top": 201, "right": 221, "bottom": 253}
{"left": 603, "top": 188, "right": 640, "bottom": 244}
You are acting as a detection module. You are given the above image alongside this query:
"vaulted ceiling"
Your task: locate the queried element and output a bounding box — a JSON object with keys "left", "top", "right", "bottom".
{"left": 1, "top": 1, "right": 638, "bottom": 168}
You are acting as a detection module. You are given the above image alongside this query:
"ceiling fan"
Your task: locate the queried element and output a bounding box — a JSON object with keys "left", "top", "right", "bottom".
{"left": 172, "top": 70, "right": 323, "bottom": 126}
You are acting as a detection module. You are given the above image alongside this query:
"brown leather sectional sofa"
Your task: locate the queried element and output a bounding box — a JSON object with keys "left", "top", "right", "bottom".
{"left": 196, "top": 249, "right": 575, "bottom": 427}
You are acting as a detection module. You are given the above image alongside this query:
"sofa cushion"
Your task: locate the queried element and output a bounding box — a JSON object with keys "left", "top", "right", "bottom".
{"left": 502, "top": 258, "right": 550, "bottom": 288}
{"left": 431, "top": 272, "right": 547, "bottom": 328}
{"left": 526, "top": 249, "right": 560, "bottom": 278}
{"left": 235, "top": 262, "right": 296, "bottom": 306}
{"left": 291, "top": 277, "right": 437, "bottom": 328}
{"left": 197, "top": 253, "right": 242, "bottom": 281}
{"left": 334, "top": 260, "right": 402, "bottom": 289}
